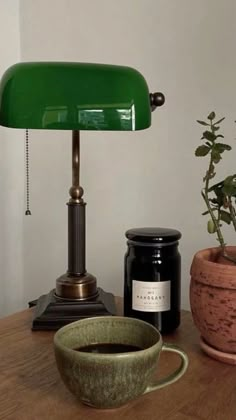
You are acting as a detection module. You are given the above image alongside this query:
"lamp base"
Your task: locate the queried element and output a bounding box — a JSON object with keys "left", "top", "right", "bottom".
{"left": 29, "top": 287, "right": 116, "bottom": 330}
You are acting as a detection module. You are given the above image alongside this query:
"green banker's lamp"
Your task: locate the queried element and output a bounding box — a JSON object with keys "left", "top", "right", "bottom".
{"left": 0, "top": 62, "right": 165, "bottom": 330}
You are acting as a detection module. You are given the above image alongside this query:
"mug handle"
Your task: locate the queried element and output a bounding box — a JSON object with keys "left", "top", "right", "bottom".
{"left": 144, "top": 343, "right": 189, "bottom": 394}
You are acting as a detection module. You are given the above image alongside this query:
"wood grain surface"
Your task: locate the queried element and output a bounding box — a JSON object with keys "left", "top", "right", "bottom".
{"left": 0, "top": 298, "right": 235, "bottom": 420}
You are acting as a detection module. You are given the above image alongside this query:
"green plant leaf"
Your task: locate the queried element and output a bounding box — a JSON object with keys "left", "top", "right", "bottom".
{"left": 224, "top": 175, "right": 236, "bottom": 185}
{"left": 213, "top": 157, "right": 221, "bottom": 164}
{"left": 216, "top": 134, "right": 224, "bottom": 139}
{"left": 214, "top": 188, "right": 224, "bottom": 197}
{"left": 220, "top": 210, "right": 232, "bottom": 224}
{"left": 208, "top": 180, "right": 224, "bottom": 192}
{"left": 214, "top": 143, "right": 232, "bottom": 153}
{"left": 197, "top": 120, "right": 209, "bottom": 126}
{"left": 195, "top": 145, "right": 211, "bottom": 156}
{"left": 208, "top": 181, "right": 225, "bottom": 207}
{"left": 212, "top": 126, "right": 220, "bottom": 131}
{"left": 209, "top": 198, "right": 219, "bottom": 205}
{"left": 211, "top": 149, "right": 221, "bottom": 163}
{"left": 207, "top": 219, "right": 216, "bottom": 233}
{"left": 214, "top": 117, "right": 225, "bottom": 125}
{"left": 222, "top": 175, "right": 236, "bottom": 196}
{"left": 207, "top": 112, "right": 216, "bottom": 120}
{"left": 202, "top": 131, "right": 216, "bottom": 142}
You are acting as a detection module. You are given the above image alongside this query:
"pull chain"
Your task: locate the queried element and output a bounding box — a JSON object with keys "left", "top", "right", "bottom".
{"left": 25, "top": 129, "right": 31, "bottom": 215}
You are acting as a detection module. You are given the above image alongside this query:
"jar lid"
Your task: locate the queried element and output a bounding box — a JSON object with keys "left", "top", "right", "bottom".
{"left": 125, "top": 227, "right": 181, "bottom": 244}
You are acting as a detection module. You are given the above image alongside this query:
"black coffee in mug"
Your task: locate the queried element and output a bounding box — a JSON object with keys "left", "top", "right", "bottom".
{"left": 74, "top": 343, "right": 143, "bottom": 354}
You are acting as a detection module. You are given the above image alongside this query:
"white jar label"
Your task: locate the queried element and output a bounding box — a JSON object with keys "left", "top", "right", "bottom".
{"left": 132, "top": 280, "right": 171, "bottom": 312}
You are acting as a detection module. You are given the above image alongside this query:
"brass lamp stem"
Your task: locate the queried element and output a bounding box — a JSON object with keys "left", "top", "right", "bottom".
{"left": 55, "top": 130, "right": 97, "bottom": 300}
{"left": 72, "top": 130, "right": 80, "bottom": 186}
{"left": 69, "top": 130, "right": 84, "bottom": 203}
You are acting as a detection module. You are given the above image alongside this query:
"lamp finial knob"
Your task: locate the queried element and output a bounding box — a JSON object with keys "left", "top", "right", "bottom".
{"left": 150, "top": 92, "right": 165, "bottom": 111}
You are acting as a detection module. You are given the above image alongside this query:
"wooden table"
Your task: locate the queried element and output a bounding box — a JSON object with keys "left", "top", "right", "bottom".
{"left": 0, "top": 298, "right": 235, "bottom": 420}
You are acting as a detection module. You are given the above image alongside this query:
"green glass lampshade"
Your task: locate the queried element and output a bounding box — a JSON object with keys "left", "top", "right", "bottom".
{"left": 0, "top": 62, "right": 151, "bottom": 131}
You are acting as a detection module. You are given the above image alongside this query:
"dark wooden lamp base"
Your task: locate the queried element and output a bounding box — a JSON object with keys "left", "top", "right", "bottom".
{"left": 29, "top": 287, "right": 116, "bottom": 330}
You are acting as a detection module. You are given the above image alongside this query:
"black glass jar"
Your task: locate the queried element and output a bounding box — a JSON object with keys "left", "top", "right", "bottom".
{"left": 124, "top": 227, "right": 181, "bottom": 334}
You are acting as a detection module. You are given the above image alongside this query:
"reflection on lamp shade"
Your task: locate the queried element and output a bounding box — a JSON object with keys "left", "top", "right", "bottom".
{"left": 0, "top": 62, "right": 152, "bottom": 131}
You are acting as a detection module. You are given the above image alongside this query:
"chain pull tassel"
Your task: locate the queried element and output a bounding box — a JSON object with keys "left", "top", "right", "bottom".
{"left": 25, "top": 129, "right": 31, "bottom": 215}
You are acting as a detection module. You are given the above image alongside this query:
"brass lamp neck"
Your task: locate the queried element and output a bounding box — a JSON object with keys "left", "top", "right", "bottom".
{"left": 69, "top": 130, "right": 84, "bottom": 203}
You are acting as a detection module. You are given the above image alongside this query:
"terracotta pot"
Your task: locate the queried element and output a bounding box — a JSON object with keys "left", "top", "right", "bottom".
{"left": 190, "top": 246, "right": 236, "bottom": 358}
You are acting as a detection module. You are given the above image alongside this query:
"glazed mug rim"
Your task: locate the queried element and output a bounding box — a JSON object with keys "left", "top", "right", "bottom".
{"left": 54, "top": 315, "right": 162, "bottom": 358}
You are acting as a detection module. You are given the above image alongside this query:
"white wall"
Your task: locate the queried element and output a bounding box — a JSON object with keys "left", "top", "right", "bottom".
{"left": 1, "top": 0, "right": 236, "bottom": 315}
{"left": 0, "top": 0, "right": 24, "bottom": 316}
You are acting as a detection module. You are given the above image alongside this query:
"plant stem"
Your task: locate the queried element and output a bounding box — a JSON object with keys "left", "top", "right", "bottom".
{"left": 203, "top": 119, "right": 226, "bottom": 248}
{"left": 201, "top": 189, "right": 225, "bottom": 247}
{"left": 222, "top": 252, "right": 236, "bottom": 264}
{"left": 222, "top": 198, "right": 236, "bottom": 263}
{"left": 202, "top": 190, "right": 236, "bottom": 263}
{"left": 228, "top": 197, "right": 236, "bottom": 231}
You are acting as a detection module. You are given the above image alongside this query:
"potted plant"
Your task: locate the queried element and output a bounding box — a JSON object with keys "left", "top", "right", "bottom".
{"left": 190, "top": 112, "right": 236, "bottom": 365}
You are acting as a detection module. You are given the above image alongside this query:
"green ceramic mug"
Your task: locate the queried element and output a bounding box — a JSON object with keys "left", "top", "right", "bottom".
{"left": 54, "top": 316, "right": 188, "bottom": 409}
